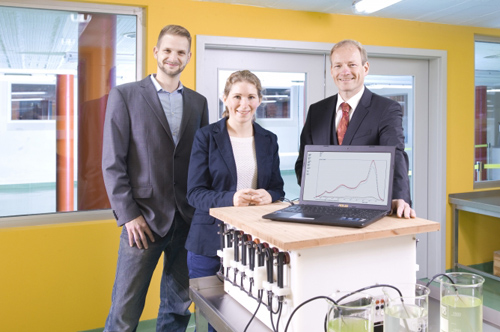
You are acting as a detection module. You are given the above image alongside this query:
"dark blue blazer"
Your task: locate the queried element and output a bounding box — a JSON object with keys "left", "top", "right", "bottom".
{"left": 185, "top": 118, "right": 285, "bottom": 256}
{"left": 295, "top": 87, "right": 411, "bottom": 205}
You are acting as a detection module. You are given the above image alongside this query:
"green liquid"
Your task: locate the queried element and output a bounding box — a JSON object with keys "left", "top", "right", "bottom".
{"left": 384, "top": 303, "right": 428, "bottom": 332}
{"left": 328, "top": 317, "right": 373, "bottom": 332}
{"left": 440, "top": 295, "right": 482, "bottom": 332}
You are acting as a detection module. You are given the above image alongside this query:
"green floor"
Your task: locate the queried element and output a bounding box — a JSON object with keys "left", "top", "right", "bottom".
{"left": 455, "top": 262, "right": 500, "bottom": 312}
{"left": 82, "top": 314, "right": 196, "bottom": 332}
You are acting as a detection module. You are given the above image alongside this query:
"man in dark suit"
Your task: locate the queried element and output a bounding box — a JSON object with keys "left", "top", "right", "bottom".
{"left": 102, "top": 25, "right": 209, "bottom": 331}
{"left": 295, "top": 39, "right": 415, "bottom": 218}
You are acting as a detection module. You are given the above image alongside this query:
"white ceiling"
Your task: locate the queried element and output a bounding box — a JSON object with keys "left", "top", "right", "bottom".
{"left": 0, "top": 0, "right": 499, "bottom": 82}
{"left": 0, "top": 6, "right": 136, "bottom": 72}
{"left": 197, "top": 0, "right": 500, "bottom": 29}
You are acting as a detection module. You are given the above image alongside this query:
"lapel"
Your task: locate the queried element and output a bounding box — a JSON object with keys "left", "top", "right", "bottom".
{"left": 139, "top": 76, "right": 174, "bottom": 142}
{"left": 253, "top": 123, "right": 270, "bottom": 189}
{"left": 178, "top": 87, "right": 193, "bottom": 142}
{"left": 212, "top": 119, "right": 238, "bottom": 185}
{"left": 326, "top": 95, "right": 340, "bottom": 145}
{"left": 341, "top": 87, "right": 372, "bottom": 145}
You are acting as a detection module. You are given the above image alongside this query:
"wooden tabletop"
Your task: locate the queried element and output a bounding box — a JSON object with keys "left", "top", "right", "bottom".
{"left": 210, "top": 202, "right": 440, "bottom": 251}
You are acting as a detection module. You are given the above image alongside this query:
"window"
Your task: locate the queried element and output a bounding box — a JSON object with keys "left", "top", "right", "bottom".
{"left": 474, "top": 36, "right": 500, "bottom": 187}
{"left": 0, "top": 3, "right": 143, "bottom": 219}
{"left": 11, "top": 83, "right": 56, "bottom": 120}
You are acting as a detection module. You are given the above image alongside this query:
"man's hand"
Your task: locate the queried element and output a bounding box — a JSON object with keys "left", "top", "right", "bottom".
{"left": 124, "top": 216, "right": 155, "bottom": 249}
{"left": 391, "top": 199, "right": 416, "bottom": 219}
{"left": 233, "top": 189, "right": 272, "bottom": 206}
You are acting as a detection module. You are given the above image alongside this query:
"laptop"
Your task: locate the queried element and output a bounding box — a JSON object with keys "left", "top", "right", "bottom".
{"left": 262, "top": 145, "right": 396, "bottom": 228}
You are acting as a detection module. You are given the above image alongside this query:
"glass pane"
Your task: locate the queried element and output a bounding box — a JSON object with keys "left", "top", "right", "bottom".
{"left": 218, "top": 70, "right": 306, "bottom": 200}
{"left": 474, "top": 40, "right": 500, "bottom": 182}
{"left": 11, "top": 83, "right": 56, "bottom": 120}
{"left": 0, "top": 6, "right": 137, "bottom": 217}
{"left": 365, "top": 75, "right": 415, "bottom": 200}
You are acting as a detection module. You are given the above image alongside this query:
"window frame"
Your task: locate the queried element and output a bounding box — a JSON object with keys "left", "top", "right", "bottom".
{"left": 0, "top": 0, "right": 145, "bottom": 226}
{"left": 473, "top": 35, "right": 500, "bottom": 189}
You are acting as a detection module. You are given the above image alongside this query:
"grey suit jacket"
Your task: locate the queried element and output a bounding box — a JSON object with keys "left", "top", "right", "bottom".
{"left": 102, "top": 76, "right": 209, "bottom": 237}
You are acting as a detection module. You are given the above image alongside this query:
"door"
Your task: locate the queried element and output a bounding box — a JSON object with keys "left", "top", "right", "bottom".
{"left": 197, "top": 36, "right": 441, "bottom": 279}
{"left": 198, "top": 48, "right": 327, "bottom": 197}
{"left": 364, "top": 57, "right": 430, "bottom": 279}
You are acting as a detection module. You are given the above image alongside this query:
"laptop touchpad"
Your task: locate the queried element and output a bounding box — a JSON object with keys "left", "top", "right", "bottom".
{"left": 290, "top": 213, "right": 317, "bottom": 220}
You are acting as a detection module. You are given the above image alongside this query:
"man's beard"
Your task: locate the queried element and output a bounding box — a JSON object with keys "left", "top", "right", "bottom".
{"left": 158, "top": 60, "right": 186, "bottom": 77}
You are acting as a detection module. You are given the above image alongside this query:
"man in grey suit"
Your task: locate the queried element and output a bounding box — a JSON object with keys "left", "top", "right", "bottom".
{"left": 102, "top": 25, "right": 209, "bottom": 331}
{"left": 295, "top": 39, "right": 415, "bottom": 218}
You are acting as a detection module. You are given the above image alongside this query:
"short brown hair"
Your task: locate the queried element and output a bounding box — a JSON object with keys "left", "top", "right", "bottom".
{"left": 222, "top": 70, "right": 263, "bottom": 118}
{"left": 330, "top": 39, "right": 368, "bottom": 65}
{"left": 157, "top": 25, "right": 191, "bottom": 51}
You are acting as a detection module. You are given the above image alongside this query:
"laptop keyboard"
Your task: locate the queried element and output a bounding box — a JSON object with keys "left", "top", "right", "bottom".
{"left": 284, "top": 204, "right": 386, "bottom": 220}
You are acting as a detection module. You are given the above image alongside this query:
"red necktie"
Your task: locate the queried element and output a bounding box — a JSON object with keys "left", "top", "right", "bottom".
{"left": 337, "top": 102, "right": 350, "bottom": 145}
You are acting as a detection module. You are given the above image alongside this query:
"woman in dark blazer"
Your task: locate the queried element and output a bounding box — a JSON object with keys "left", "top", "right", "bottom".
{"left": 185, "top": 70, "right": 285, "bottom": 287}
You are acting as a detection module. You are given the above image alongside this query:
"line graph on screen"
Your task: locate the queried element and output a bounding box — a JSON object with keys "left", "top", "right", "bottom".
{"left": 305, "top": 157, "right": 390, "bottom": 204}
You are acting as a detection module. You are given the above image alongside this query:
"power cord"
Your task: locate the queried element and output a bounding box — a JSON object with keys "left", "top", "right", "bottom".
{"left": 244, "top": 289, "right": 264, "bottom": 332}
{"left": 269, "top": 299, "right": 283, "bottom": 332}
{"left": 283, "top": 295, "right": 338, "bottom": 332}
{"left": 323, "top": 284, "right": 404, "bottom": 331}
{"left": 279, "top": 197, "right": 296, "bottom": 206}
{"left": 425, "top": 273, "right": 455, "bottom": 288}
{"left": 276, "top": 300, "right": 284, "bottom": 332}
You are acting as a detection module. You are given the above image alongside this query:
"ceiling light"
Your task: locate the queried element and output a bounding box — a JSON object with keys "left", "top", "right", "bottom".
{"left": 11, "top": 98, "right": 44, "bottom": 102}
{"left": 352, "top": 0, "right": 403, "bottom": 14}
{"left": 124, "top": 32, "right": 136, "bottom": 39}
{"left": 12, "top": 92, "right": 47, "bottom": 96}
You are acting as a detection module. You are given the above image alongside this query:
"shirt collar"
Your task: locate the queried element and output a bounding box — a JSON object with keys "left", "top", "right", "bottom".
{"left": 336, "top": 85, "right": 365, "bottom": 113}
{"left": 150, "top": 74, "right": 184, "bottom": 93}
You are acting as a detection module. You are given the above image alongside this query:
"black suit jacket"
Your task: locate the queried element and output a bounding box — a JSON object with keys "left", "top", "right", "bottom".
{"left": 185, "top": 118, "right": 285, "bottom": 256}
{"left": 295, "top": 87, "right": 411, "bottom": 205}
{"left": 102, "top": 76, "right": 209, "bottom": 237}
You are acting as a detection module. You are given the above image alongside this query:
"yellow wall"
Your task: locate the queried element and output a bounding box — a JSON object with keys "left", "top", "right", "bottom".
{"left": 1, "top": 0, "right": 500, "bottom": 330}
{"left": 0, "top": 220, "right": 163, "bottom": 331}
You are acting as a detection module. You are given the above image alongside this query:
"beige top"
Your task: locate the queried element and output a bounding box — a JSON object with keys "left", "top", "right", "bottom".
{"left": 229, "top": 135, "right": 257, "bottom": 190}
{"left": 210, "top": 202, "right": 440, "bottom": 250}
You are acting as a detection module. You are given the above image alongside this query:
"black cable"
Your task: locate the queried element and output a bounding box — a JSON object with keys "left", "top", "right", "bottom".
{"left": 268, "top": 296, "right": 284, "bottom": 332}
{"left": 335, "top": 283, "right": 403, "bottom": 304}
{"left": 275, "top": 301, "right": 284, "bottom": 332}
{"left": 244, "top": 289, "right": 264, "bottom": 332}
{"left": 215, "top": 258, "right": 225, "bottom": 283}
{"left": 279, "top": 197, "right": 296, "bottom": 205}
{"left": 425, "top": 273, "right": 455, "bottom": 288}
{"left": 215, "top": 271, "right": 224, "bottom": 283}
{"left": 270, "top": 303, "right": 277, "bottom": 332}
{"left": 284, "top": 295, "right": 338, "bottom": 332}
{"left": 267, "top": 291, "right": 281, "bottom": 314}
{"left": 323, "top": 284, "right": 404, "bottom": 331}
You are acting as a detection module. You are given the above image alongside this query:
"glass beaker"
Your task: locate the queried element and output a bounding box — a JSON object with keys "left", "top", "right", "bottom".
{"left": 383, "top": 284, "right": 430, "bottom": 332}
{"left": 327, "top": 291, "right": 374, "bottom": 332}
{"left": 439, "top": 272, "right": 484, "bottom": 332}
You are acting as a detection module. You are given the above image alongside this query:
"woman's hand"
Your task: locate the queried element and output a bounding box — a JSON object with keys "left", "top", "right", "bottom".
{"left": 248, "top": 189, "right": 272, "bottom": 205}
{"left": 233, "top": 188, "right": 272, "bottom": 206}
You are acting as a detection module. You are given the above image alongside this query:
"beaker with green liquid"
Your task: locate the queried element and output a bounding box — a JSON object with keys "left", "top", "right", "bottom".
{"left": 383, "top": 284, "right": 430, "bottom": 332}
{"left": 327, "top": 292, "right": 374, "bottom": 332}
{"left": 439, "top": 272, "right": 485, "bottom": 332}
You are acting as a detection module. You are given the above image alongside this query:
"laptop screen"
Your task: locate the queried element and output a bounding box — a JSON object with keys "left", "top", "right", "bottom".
{"left": 301, "top": 145, "right": 395, "bottom": 209}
